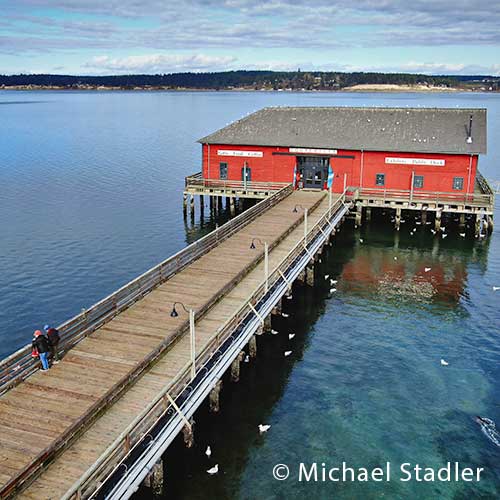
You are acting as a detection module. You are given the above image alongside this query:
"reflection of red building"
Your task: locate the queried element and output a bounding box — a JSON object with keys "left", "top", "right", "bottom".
{"left": 340, "top": 251, "right": 467, "bottom": 303}
{"left": 198, "top": 107, "right": 486, "bottom": 196}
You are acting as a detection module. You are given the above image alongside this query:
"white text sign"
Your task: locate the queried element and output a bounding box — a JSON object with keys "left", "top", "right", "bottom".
{"left": 290, "top": 147, "right": 338, "bottom": 155}
{"left": 385, "top": 157, "right": 445, "bottom": 166}
{"left": 218, "top": 150, "right": 263, "bottom": 158}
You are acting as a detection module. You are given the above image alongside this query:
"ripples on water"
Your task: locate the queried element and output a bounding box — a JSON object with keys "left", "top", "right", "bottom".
{"left": 0, "top": 90, "right": 499, "bottom": 499}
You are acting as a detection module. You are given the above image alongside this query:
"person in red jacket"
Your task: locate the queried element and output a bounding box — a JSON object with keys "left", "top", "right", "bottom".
{"left": 32, "top": 330, "right": 51, "bottom": 371}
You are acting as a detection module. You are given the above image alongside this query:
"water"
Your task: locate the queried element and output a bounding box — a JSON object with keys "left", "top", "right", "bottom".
{"left": 0, "top": 90, "right": 499, "bottom": 498}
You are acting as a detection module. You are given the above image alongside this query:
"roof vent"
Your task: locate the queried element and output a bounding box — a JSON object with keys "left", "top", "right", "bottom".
{"left": 466, "top": 114, "right": 473, "bottom": 144}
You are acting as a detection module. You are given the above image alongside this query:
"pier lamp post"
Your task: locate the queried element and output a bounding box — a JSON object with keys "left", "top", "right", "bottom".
{"left": 250, "top": 237, "right": 269, "bottom": 292}
{"left": 170, "top": 302, "right": 196, "bottom": 380}
{"left": 292, "top": 204, "right": 308, "bottom": 245}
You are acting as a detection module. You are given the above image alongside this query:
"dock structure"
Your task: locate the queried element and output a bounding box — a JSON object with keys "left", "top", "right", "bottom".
{"left": 0, "top": 185, "right": 350, "bottom": 499}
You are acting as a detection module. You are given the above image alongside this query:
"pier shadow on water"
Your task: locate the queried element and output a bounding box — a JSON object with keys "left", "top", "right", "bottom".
{"left": 135, "top": 209, "right": 500, "bottom": 500}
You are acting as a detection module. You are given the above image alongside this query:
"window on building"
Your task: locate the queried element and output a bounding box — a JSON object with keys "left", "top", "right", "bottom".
{"left": 413, "top": 175, "right": 424, "bottom": 189}
{"left": 219, "top": 162, "right": 228, "bottom": 180}
{"left": 375, "top": 173, "right": 385, "bottom": 186}
{"left": 453, "top": 177, "right": 464, "bottom": 190}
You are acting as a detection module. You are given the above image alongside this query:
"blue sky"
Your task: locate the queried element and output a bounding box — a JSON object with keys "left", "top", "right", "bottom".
{"left": 1, "top": 0, "right": 499, "bottom": 75}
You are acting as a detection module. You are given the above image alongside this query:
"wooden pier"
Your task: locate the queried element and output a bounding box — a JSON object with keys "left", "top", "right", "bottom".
{"left": 0, "top": 185, "right": 349, "bottom": 499}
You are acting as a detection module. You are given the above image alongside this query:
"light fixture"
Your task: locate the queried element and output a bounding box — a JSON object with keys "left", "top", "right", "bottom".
{"left": 170, "top": 301, "right": 189, "bottom": 317}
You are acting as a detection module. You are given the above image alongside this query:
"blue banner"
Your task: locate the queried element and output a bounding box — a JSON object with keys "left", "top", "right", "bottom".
{"left": 327, "top": 165, "right": 334, "bottom": 190}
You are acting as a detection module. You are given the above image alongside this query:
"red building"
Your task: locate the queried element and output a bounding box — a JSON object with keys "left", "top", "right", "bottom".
{"left": 197, "top": 107, "right": 487, "bottom": 196}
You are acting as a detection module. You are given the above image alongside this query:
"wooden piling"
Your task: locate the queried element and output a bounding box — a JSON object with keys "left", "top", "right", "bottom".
{"left": 249, "top": 335, "right": 257, "bottom": 358}
{"left": 395, "top": 208, "right": 401, "bottom": 231}
{"left": 182, "top": 419, "right": 195, "bottom": 448}
{"left": 144, "top": 459, "right": 164, "bottom": 497}
{"left": 305, "top": 265, "right": 315, "bottom": 286}
{"left": 209, "top": 380, "right": 223, "bottom": 412}
{"left": 230, "top": 352, "right": 244, "bottom": 383}
{"left": 435, "top": 210, "right": 442, "bottom": 232}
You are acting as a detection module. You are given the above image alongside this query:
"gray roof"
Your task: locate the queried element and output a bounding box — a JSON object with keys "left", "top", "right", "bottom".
{"left": 198, "top": 106, "right": 487, "bottom": 155}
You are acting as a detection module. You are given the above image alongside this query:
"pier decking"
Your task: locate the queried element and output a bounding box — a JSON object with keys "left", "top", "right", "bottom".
{"left": 0, "top": 187, "right": 347, "bottom": 499}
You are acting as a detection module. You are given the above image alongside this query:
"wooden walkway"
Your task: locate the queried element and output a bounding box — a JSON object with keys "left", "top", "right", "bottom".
{"left": 0, "top": 190, "right": 338, "bottom": 498}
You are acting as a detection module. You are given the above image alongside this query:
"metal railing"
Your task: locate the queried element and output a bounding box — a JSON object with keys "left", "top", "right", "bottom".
{"left": 353, "top": 186, "right": 494, "bottom": 207}
{"left": 185, "top": 171, "right": 290, "bottom": 193}
{"left": 0, "top": 184, "right": 293, "bottom": 398}
{"left": 61, "top": 190, "right": 349, "bottom": 500}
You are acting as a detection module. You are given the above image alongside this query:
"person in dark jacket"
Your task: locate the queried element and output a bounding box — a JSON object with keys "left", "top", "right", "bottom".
{"left": 32, "top": 330, "right": 51, "bottom": 371}
{"left": 44, "top": 324, "right": 60, "bottom": 363}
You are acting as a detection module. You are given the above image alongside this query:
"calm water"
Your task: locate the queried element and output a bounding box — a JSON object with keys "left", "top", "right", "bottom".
{"left": 0, "top": 90, "right": 499, "bottom": 498}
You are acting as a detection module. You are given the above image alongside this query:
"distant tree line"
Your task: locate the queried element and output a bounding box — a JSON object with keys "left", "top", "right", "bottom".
{"left": 0, "top": 70, "right": 498, "bottom": 90}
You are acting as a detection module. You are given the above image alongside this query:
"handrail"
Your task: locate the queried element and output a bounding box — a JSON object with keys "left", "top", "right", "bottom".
{"left": 185, "top": 171, "right": 290, "bottom": 192}
{"left": 352, "top": 187, "right": 493, "bottom": 206}
{"left": 61, "top": 189, "right": 349, "bottom": 500}
{"left": 0, "top": 184, "right": 293, "bottom": 397}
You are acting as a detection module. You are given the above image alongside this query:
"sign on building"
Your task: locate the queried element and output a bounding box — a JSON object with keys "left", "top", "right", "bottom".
{"left": 385, "top": 157, "right": 446, "bottom": 166}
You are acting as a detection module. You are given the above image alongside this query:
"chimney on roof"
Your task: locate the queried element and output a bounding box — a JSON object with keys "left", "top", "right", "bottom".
{"left": 466, "top": 114, "right": 473, "bottom": 144}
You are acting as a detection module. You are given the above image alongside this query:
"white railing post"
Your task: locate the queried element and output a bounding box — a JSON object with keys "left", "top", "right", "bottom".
{"left": 189, "top": 309, "right": 196, "bottom": 380}
{"left": 304, "top": 208, "right": 308, "bottom": 245}
{"left": 264, "top": 242, "right": 269, "bottom": 293}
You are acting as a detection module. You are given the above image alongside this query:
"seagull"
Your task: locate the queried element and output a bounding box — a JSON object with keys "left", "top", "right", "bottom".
{"left": 271, "top": 329, "right": 279, "bottom": 335}
{"left": 206, "top": 446, "right": 212, "bottom": 458}
{"left": 329, "top": 288, "right": 337, "bottom": 293}
{"left": 324, "top": 274, "right": 330, "bottom": 279}
{"left": 460, "top": 233, "right": 466, "bottom": 237}
{"left": 286, "top": 294, "right": 293, "bottom": 300}
{"left": 440, "top": 359, "right": 449, "bottom": 366}
{"left": 281, "top": 312, "right": 289, "bottom": 318}
{"left": 394, "top": 256, "right": 398, "bottom": 261}
{"left": 207, "top": 464, "right": 219, "bottom": 475}
{"left": 442, "top": 234, "right": 447, "bottom": 239}
{"left": 424, "top": 267, "right": 431, "bottom": 272}
{"left": 244, "top": 355, "right": 250, "bottom": 363}
{"left": 284, "top": 351, "right": 292, "bottom": 357}
{"left": 431, "top": 229, "right": 436, "bottom": 235}
{"left": 288, "top": 333, "right": 295, "bottom": 340}
{"left": 441, "top": 226, "right": 446, "bottom": 231}
{"left": 259, "top": 424, "right": 271, "bottom": 434}
{"left": 493, "top": 286, "right": 500, "bottom": 291}
{"left": 359, "top": 238, "right": 364, "bottom": 243}
{"left": 416, "top": 221, "right": 422, "bottom": 225}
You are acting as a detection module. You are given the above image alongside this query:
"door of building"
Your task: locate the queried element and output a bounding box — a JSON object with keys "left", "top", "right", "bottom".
{"left": 241, "top": 164, "right": 251, "bottom": 183}
{"left": 297, "top": 156, "right": 329, "bottom": 189}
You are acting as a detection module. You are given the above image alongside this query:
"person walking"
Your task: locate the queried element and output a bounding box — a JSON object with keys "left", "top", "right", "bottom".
{"left": 44, "top": 324, "right": 61, "bottom": 364}
{"left": 32, "top": 330, "right": 51, "bottom": 371}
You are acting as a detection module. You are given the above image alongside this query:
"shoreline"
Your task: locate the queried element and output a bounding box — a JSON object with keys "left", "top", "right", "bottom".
{"left": 0, "top": 85, "right": 491, "bottom": 93}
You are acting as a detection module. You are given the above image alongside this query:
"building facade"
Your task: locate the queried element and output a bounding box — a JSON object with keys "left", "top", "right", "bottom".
{"left": 198, "top": 107, "right": 486, "bottom": 196}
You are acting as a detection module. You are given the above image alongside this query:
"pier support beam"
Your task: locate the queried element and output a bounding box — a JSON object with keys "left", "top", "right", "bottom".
{"left": 487, "top": 215, "right": 494, "bottom": 234}
{"left": 144, "top": 459, "right": 164, "bottom": 497}
{"left": 365, "top": 207, "right": 372, "bottom": 222}
{"left": 183, "top": 194, "right": 188, "bottom": 214}
{"left": 305, "top": 265, "right": 315, "bottom": 287}
{"left": 421, "top": 209, "right": 427, "bottom": 225}
{"left": 190, "top": 195, "right": 195, "bottom": 214}
{"left": 435, "top": 210, "right": 442, "bottom": 233}
{"left": 230, "top": 197, "right": 235, "bottom": 216}
{"left": 182, "top": 419, "right": 195, "bottom": 448}
{"left": 249, "top": 335, "right": 257, "bottom": 358}
{"left": 297, "top": 269, "right": 306, "bottom": 285}
{"left": 459, "top": 213, "right": 466, "bottom": 231}
{"left": 263, "top": 314, "right": 272, "bottom": 334}
{"left": 395, "top": 208, "right": 401, "bottom": 231}
{"left": 209, "top": 380, "right": 223, "bottom": 412}
{"left": 355, "top": 204, "right": 362, "bottom": 227}
{"left": 271, "top": 298, "right": 282, "bottom": 316}
{"left": 230, "top": 352, "right": 245, "bottom": 383}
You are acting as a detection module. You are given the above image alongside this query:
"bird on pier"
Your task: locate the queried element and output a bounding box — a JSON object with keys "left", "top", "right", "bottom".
{"left": 394, "top": 257, "right": 398, "bottom": 261}
{"left": 286, "top": 294, "right": 293, "bottom": 300}
{"left": 244, "top": 355, "right": 250, "bottom": 363}
{"left": 416, "top": 221, "right": 422, "bottom": 225}
{"left": 207, "top": 464, "right": 219, "bottom": 475}
{"left": 259, "top": 424, "right": 271, "bottom": 434}
{"left": 271, "top": 329, "right": 279, "bottom": 335}
{"left": 430, "top": 229, "right": 436, "bottom": 235}
{"left": 359, "top": 238, "right": 364, "bottom": 243}
{"left": 442, "top": 234, "right": 448, "bottom": 239}
{"left": 424, "top": 267, "right": 431, "bottom": 272}
{"left": 330, "top": 288, "right": 337, "bottom": 293}
{"left": 493, "top": 286, "right": 500, "bottom": 291}
{"left": 440, "top": 359, "right": 449, "bottom": 366}
{"left": 460, "top": 233, "right": 466, "bottom": 238}
{"left": 330, "top": 279, "right": 337, "bottom": 285}
{"left": 324, "top": 274, "right": 330, "bottom": 279}
{"left": 206, "top": 446, "right": 212, "bottom": 458}
{"left": 284, "top": 351, "right": 293, "bottom": 357}
{"left": 281, "top": 312, "right": 290, "bottom": 318}
{"left": 289, "top": 333, "right": 295, "bottom": 340}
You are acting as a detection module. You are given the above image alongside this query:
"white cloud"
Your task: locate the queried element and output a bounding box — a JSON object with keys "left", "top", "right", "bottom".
{"left": 83, "top": 54, "right": 238, "bottom": 74}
